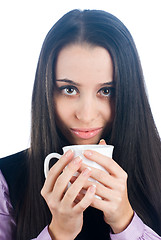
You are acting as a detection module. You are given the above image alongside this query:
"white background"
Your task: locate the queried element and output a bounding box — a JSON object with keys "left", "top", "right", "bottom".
{"left": 0, "top": 0, "right": 161, "bottom": 157}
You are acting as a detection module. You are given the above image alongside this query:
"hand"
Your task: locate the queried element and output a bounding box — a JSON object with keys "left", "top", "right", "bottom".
{"left": 82, "top": 148, "right": 134, "bottom": 234}
{"left": 41, "top": 150, "right": 96, "bottom": 240}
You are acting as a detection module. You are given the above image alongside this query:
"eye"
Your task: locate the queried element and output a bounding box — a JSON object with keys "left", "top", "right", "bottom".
{"left": 98, "top": 87, "right": 111, "bottom": 97}
{"left": 59, "top": 85, "right": 78, "bottom": 96}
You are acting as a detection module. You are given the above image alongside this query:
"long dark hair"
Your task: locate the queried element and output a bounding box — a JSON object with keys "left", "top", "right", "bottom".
{"left": 16, "top": 9, "right": 161, "bottom": 239}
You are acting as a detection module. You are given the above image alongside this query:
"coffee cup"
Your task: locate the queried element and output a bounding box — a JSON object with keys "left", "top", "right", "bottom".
{"left": 44, "top": 144, "right": 114, "bottom": 199}
{"left": 44, "top": 144, "right": 114, "bottom": 178}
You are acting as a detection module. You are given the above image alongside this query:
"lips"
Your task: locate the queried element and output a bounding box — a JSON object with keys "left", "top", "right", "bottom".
{"left": 70, "top": 127, "right": 103, "bottom": 139}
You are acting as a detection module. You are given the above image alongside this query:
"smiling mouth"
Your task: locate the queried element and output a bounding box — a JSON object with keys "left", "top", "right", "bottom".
{"left": 70, "top": 128, "right": 103, "bottom": 139}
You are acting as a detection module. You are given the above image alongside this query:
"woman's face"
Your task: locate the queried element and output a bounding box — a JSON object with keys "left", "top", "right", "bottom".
{"left": 54, "top": 44, "right": 115, "bottom": 145}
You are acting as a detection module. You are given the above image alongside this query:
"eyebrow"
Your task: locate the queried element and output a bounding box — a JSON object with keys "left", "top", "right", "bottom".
{"left": 56, "top": 78, "right": 114, "bottom": 87}
{"left": 99, "top": 81, "right": 115, "bottom": 87}
{"left": 56, "top": 79, "right": 81, "bottom": 86}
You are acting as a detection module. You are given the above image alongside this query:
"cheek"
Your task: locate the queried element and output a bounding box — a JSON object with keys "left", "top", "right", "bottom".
{"left": 101, "top": 100, "right": 115, "bottom": 122}
{"left": 110, "top": 100, "right": 115, "bottom": 121}
{"left": 55, "top": 98, "right": 73, "bottom": 124}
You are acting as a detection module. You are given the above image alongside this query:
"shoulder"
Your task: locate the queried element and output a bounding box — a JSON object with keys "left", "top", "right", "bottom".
{"left": 0, "top": 150, "right": 28, "bottom": 184}
{"left": 0, "top": 149, "right": 28, "bottom": 165}
{"left": 0, "top": 150, "right": 29, "bottom": 209}
{"left": 0, "top": 149, "right": 28, "bottom": 164}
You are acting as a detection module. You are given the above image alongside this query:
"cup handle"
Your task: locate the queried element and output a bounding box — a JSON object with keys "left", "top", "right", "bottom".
{"left": 44, "top": 153, "right": 62, "bottom": 178}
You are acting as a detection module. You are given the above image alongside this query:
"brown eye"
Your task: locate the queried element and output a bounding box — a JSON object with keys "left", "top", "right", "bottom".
{"left": 66, "top": 87, "right": 75, "bottom": 94}
{"left": 102, "top": 88, "right": 109, "bottom": 95}
{"left": 59, "top": 85, "right": 78, "bottom": 96}
{"left": 99, "top": 87, "right": 110, "bottom": 97}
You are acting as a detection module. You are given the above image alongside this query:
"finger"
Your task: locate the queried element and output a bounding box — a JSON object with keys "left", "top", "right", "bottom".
{"left": 83, "top": 150, "right": 124, "bottom": 178}
{"left": 72, "top": 173, "right": 119, "bottom": 201}
{"left": 91, "top": 194, "right": 127, "bottom": 219}
{"left": 90, "top": 179, "right": 123, "bottom": 202}
{"left": 90, "top": 195, "right": 110, "bottom": 211}
{"left": 78, "top": 163, "right": 118, "bottom": 189}
{"left": 75, "top": 185, "right": 121, "bottom": 213}
{"left": 41, "top": 150, "right": 74, "bottom": 195}
{"left": 51, "top": 157, "right": 83, "bottom": 201}
{"left": 71, "top": 177, "right": 119, "bottom": 204}
{"left": 98, "top": 139, "right": 107, "bottom": 145}
{"left": 74, "top": 185, "right": 96, "bottom": 214}
{"left": 77, "top": 162, "right": 127, "bottom": 197}
{"left": 62, "top": 167, "right": 92, "bottom": 205}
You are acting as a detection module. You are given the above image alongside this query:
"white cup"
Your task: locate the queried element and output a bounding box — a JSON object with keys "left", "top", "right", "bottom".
{"left": 44, "top": 144, "right": 114, "bottom": 179}
{"left": 44, "top": 145, "right": 114, "bottom": 199}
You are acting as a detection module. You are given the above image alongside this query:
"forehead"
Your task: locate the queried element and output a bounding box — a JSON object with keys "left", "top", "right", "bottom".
{"left": 55, "top": 44, "right": 113, "bottom": 84}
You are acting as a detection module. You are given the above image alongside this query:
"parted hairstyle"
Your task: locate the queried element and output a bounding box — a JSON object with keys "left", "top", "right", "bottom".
{"left": 15, "top": 9, "right": 161, "bottom": 239}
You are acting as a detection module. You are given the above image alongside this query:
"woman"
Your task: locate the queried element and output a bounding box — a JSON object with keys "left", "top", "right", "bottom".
{"left": 0, "top": 9, "right": 161, "bottom": 240}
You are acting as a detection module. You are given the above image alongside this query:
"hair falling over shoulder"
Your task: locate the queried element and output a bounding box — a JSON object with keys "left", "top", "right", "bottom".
{"left": 15, "top": 9, "right": 161, "bottom": 239}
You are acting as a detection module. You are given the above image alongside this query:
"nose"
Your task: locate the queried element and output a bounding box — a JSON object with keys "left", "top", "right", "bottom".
{"left": 75, "top": 96, "right": 98, "bottom": 124}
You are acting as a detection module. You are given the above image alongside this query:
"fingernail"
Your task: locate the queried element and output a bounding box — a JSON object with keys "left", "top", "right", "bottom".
{"left": 65, "top": 149, "right": 73, "bottom": 158}
{"left": 82, "top": 167, "right": 91, "bottom": 176}
{"left": 73, "top": 156, "right": 82, "bottom": 164}
{"left": 83, "top": 150, "right": 93, "bottom": 157}
{"left": 89, "top": 184, "right": 96, "bottom": 193}
{"left": 99, "top": 139, "right": 106, "bottom": 145}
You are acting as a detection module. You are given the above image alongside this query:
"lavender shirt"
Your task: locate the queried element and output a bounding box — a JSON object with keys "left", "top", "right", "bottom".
{"left": 0, "top": 171, "right": 160, "bottom": 240}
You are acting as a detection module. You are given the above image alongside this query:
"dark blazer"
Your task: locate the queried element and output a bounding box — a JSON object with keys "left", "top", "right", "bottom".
{"left": 0, "top": 150, "right": 28, "bottom": 210}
